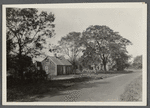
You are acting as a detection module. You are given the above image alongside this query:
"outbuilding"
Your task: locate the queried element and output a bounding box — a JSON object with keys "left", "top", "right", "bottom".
{"left": 34, "top": 56, "right": 72, "bottom": 78}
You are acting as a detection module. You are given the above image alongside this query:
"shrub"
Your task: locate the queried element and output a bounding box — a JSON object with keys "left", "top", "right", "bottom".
{"left": 24, "top": 65, "right": 47, "bottom": 82}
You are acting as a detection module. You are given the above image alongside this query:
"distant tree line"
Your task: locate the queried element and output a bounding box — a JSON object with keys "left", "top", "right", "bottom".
{"left": 131, "top": 55, "right": 142, "bottom": 69}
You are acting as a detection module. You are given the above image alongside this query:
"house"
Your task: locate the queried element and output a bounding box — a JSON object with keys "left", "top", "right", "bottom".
{"left": 87, "top": 59, "right": 112, "bottom": 71}
{"left": 34, "top": 56, "right": 72, "bottom": 78}
{"left": 91, "top": 63, "right": 112, "bottom": 71}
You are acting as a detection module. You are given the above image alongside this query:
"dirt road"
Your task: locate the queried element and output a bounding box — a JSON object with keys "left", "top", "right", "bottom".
{"left": 35, "top": 70, "right": 142, "bottom": 102}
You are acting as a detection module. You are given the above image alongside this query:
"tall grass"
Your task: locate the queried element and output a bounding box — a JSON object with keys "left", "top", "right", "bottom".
{"left": 120, "top": 75, "right": 142, "bottom": 101}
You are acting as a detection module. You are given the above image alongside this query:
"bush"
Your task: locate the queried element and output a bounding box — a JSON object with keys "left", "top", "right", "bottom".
{"left": 24, "top": 65, "right": 47, "bottom": 82}
{"left": 76, "top": 69, "right": 81, "bottom": 73}
{"left": 82, "top": 68, "right": 96, "bottom": 73}
{"left": 7, "top": 64, "right": 47, "bottom": 88}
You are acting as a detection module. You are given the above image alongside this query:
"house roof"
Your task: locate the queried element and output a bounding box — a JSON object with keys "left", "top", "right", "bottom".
{"left": 33, "top": 57, "right": 46, "bottom": 63}
{"left": 48, "top": 56, "right": 72, "bottom": 66}
{"left": 58, "top": 56, "right": 72, "bottom": 65}
{"left": 48, "top": 56, "right": 63, "bottom": 65}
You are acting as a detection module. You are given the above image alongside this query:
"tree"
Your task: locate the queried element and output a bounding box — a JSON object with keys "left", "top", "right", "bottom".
{"left": 54, "top": 32, "right": 82, "bottom": 72}
{"left": 108, "top": 43, "right": 131, "bottom": 71}
{"left": 80, "top": 42, "right": 100, "bottom": 69}
{"left": 111, "top": 51, "right": 131, "bottom": 71}
{"left": 81, "top": 25, "right": 132, "bottom": 71}
{"left": 6, "top": 8, "right": 55, "bottom": 80}
{"left": 132, "top": 55, "right": 142, "bottom": 69}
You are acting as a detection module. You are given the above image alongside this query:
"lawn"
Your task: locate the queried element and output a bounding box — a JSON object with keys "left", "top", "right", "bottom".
{"left": 7, "top": 70, "right": 133, "bottom": 102}
{"left": 120, "top": 75, "right": 142, "bottom": 101}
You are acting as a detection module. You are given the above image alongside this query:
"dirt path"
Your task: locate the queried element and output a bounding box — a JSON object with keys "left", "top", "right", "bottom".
{"left": 35, "top": 70, "right": 142, "bottom": 102}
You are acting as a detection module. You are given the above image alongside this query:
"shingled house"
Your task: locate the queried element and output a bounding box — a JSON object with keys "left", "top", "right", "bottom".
{"left": 34, "top": 56, "right": 72, "bottom": 78}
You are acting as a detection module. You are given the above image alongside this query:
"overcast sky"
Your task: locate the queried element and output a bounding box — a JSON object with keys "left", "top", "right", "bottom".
{"left": 37, "top": 7, "right": 144, "bottom": 59}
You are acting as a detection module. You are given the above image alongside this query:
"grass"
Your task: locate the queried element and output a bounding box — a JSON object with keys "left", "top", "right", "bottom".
{"left": 120, "top": 75, "right": 142, "bottom": 101}
{"left": 7, "top": 70, "right": 133, "bottom": 102}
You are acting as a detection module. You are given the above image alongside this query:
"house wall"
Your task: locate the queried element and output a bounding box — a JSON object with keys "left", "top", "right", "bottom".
{"left": 34, "top": 57, "right": 73, "bottom": 77}
{"left": 91, "top": 63, "right": 111, "bottom": 71}
{"left": 57, "top": 65, "right": 72, "bottom": 75}
{"left": 41, "top": 58, "right": 57, "bottom": 76}
{"left": 66, "top": 66, "right": 72, "bottom": 74}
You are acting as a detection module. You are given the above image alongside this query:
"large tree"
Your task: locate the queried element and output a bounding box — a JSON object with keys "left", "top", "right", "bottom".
{"left": 80, "top": 42, "right": 100, "bottom": 69}
{"left": 111, "top": 51, "right": 131, "bottom": 71}
{"left": 81, "top": 25, "right": 132, "bottom": 71}
{"left": 6, "top": 8, "right": 55, "bottom": 79}
{"left": 108, "top": 43, "right": 131, "bottom": 71}
{"left": 54, "top": 32, "right": 82, "bottom": 71}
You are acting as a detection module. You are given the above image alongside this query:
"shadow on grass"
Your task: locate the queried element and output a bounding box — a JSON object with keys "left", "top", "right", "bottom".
{"left": 7, "top": 76, "right": 94, "bottom": 102}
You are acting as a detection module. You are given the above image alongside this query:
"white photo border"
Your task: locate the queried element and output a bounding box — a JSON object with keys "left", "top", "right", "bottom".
{"left": 2, "top": 2, "right": 147, "bottom": 106}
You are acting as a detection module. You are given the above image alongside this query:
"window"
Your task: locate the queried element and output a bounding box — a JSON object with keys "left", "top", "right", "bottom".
{"left": 37, "top": 62, "right": 41, "bottom": 66}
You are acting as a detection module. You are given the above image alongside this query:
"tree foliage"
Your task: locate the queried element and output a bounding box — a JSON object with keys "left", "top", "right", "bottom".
{"left": 57, "top": 32, "right": 82, "bottom": 61}
{"left": 111, "top": 51, "right": 131, "bottom": 71}
{"left": 51, "top": 32, "right": 82, "bottom": 72}
{"left": 6, "top": 8, "right": 55, "bottom": 79}
{"left": 80, "top": 42, "right": 100, "bottom": 68}
{"left": 132, "top": 55, "right": 142, "bottom": 69}
{"left": 81, "top": 25, "right": 132, "bottom": 71}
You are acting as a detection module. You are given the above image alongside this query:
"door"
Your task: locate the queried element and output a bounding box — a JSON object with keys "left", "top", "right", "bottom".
{"left": 63, "top": 66, "right": 66, "bottom": 75}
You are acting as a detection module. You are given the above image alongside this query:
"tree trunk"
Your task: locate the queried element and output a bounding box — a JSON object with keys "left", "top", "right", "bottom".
{"left": 18, "top": 62, "right": 24, "bottom": 81}
{"left": 103, "top": 60, "right": 107, "bottom": 71}
{"left": 104, "top": 63, "right": 107, "bottom": 71}
{"left": 102, "top": 54, "right": 107, "bottom": 72}
{"left": 18, "top": 44, "right": 24, "bottom": 81}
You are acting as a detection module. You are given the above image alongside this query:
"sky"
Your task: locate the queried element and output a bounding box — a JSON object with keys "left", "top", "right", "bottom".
{"left": 37, "top": 7, "right": 144, "bottom": 60}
